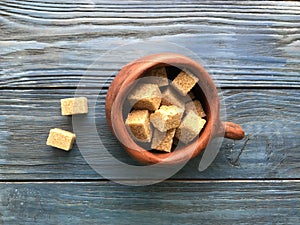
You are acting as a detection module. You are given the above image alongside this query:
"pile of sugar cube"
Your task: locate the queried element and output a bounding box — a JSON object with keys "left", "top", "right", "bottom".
{"left": 46, "top": 97, "right": 88, "bottom": 151}
{"left": 125, "top": 67, "right": 206, "bottom": 153}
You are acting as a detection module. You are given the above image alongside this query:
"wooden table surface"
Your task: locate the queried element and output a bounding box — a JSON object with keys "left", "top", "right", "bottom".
{"left": 1, "top": 0, "right": 299, "bottom": 224}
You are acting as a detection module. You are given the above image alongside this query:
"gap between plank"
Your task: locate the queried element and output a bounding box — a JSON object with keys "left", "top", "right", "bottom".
{"left": 0, "top": 86, "right": 299, "bottom": 90}
{"left": 0, "top": 178, "right": 299, "bottom": 184}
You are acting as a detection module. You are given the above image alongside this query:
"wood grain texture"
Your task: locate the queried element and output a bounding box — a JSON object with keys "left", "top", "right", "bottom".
{"left": 1, "top": 0, "right": 299, "bottom": 88}
{"left": 0, "top": 181, "right": 299, "bottom": 225}
{"left": 0, "top": 88, "right": 299, "bottom": 180}
{"left": 0, "top": 1, "right": 299, "bottom": 222}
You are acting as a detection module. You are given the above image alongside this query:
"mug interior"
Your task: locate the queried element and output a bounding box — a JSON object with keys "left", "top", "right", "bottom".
{"left": 119, "top": 63, "right": 212, "bottom": 161}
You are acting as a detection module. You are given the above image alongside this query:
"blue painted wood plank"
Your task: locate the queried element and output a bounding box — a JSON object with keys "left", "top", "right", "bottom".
{"left": 0, "top": 89, "right": 299, "bottom": 180}
{"left": 0, "top": 0, "right": 299, "bottom": 88}
{"left": 0, "top": 181, "right": 299, "bottom": 225}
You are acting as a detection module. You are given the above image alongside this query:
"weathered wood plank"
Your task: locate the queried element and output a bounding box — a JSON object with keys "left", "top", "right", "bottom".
{"left": 0, "top": 0, "right": 299, "bottom": 88}
{"left": 0, "top": 181, "right": 299, "bottom": 225}
{"left": 0, "top": 88, "right": 299, "bottom": 180}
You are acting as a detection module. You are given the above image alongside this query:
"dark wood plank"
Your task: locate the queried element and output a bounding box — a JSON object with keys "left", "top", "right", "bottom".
{"left": 0, "top": 88, "right": 299, "bottom": 180}
{"left": 0, "top": 181, "right": 299, "bottom": 224}
{"left": 1, "top": 0, "right": 299, "bottom": 88}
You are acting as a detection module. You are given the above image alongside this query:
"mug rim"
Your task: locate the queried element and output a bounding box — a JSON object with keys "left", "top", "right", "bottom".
{"left": 106, "top": 53, "right": 221, "bottom": 164}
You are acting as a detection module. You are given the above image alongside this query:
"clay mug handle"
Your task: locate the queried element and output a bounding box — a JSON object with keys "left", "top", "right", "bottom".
{"left": 220, "top": 122, "right": 245, "bottom": 140}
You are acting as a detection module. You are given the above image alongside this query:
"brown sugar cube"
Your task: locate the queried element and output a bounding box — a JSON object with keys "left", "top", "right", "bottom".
{"left": 61, "top": 97, "right": 88, "bottom": 116}
{"left": 171, "top": 70, "right": 199, "bottom": 96}
{"left": 175, "top": 111, "right": 206, "bottom": 144}
{"left": 147, "top": 67, "right": 169, "bottom": 87}
{"left": 151, "top": 128, "right": 176, "bottom": 152}
{"left": 161, "top": 87, "right": 186, "bottom": 109}
{"left": 46, "top": 128, "right": 76, "bottom": 151}
{"left": 125, "top": 110, "right": 152, "bottom": 143}
{"left": 127, "top": 83, "right": 161, "bottom": 111}
{"left": 150, "top": 105, "right": 184, "bottom": 132}
{"left": 185, "top": 100, "right": 206, "bottom": 117}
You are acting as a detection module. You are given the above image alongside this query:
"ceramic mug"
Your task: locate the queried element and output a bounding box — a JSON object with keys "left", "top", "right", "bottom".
{"left": 106, "top": 53, "right": 244, "bottom": 164}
